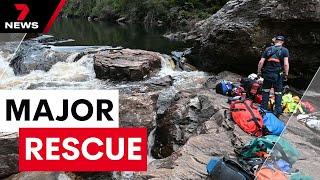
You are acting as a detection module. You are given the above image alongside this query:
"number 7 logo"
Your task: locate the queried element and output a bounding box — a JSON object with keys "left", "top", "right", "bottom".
{"left": 15, "top": 4, "right": 30, "bottom": 21}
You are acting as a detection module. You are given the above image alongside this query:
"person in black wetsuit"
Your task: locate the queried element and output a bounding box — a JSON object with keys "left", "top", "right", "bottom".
{"left": 257, "top": 36, "right": 290, "bottom": 117}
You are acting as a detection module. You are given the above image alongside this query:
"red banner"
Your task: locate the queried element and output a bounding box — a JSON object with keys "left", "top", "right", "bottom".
{"left": 19, "top": 128, "right": 147, "bottom": 171}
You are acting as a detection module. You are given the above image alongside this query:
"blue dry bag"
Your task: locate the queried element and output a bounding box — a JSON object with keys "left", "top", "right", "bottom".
{"left": 263, "top": 112, "right": 285, "bottom": 136}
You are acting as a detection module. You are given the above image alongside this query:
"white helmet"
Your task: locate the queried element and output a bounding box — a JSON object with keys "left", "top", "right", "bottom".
{"left": 248, "top": 73, "right": 258, "bottom": 80}
{"left": 257, "top": 77, "right": 264, "bottom": 83}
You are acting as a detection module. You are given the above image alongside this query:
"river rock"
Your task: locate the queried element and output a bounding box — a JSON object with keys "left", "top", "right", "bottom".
{"left": 138, "top": 118, "right": 237, "bottom": 179}
{"left": 0, "top": 154, "right": 18, "bottom": 178}
{"left": 140, "top": 85, "right": 255, "bottom": 179}
{"left": 31, "top": 35, "right": 55, "bottom": 43}
{"left": 204, "top": 71, "right": 242, "bottom": 89}
{"left": 149, "top": 75, "right": 173, "bottom": 87}
{"left": 94, "top": 49, "right": 162, "bottom": 81}
{"left": 5, "top": 172, "right": 73, "bottom": 180}
{"left": 120, "top": 92, "right": 158, "bottom": 129}
{"left": 0, "top": 137, "right": 18, "bottom": 155}
{"left": 156, "top": 87, "right": 178, "bottom": 116}
{"left": 0, "top": 137, "right": 18, "bottom": 178}
{"left": 153, "top": 88, "right": 228, "bottom": 159}
{"left": 188, "top": 0, "right": 320, "bottom": 85}
{"left": 9, "top": 41, "right": 72, "bottom": 75}
{"left": 72, "top": 172, "right": 113, "bottom": 180}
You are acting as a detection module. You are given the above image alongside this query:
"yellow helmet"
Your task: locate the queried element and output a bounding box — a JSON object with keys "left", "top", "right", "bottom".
{"left": 292, "top": 96, "right": 300, "bottom": 103}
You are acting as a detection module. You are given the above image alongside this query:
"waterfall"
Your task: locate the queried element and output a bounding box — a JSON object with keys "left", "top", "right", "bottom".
{"left": 111, "top": 128, "right": 156, "bottom": 180}
{"left": 148, "top": 128, "right": 156, "bottom": 163}
{"left": 0, "top": 46, "right": 104, "bottom": 90}
{"left": 158, "top": 54, "right": 208, "bottom": 90}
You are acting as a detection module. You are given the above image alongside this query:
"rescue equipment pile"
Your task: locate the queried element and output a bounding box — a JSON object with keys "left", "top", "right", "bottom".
{"left": 206, "top": 74, "right": 316, "bottom": 180}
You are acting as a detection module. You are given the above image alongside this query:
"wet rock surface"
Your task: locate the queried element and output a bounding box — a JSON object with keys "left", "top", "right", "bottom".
{"left": 9, "top": 41, "right": 72, "bottom": 75}
{"left": 0, "top": 154, "right": 18, "bottom": 178}
{"left": 94, "top": 49, "right": 162, "bottom": 81}
{"left": 187, "top": 0, "right": 320, "bottom": 86}
{"left": 153, "top": 89, "right": 227, "bottom": 159}
{"left": 5, "top": 172, "right": 73, "bottom": 180}
{"left": 120, "top": 92, "right": 158, "bottom": 129}
{"left": 137, "top": 110, "right": 251, "bottom": 179}
{"left": 8, "top": 37, "right": 123, "bottom": 76}
{"left": 0, "top": 137, "right": 18, "bottom": 178}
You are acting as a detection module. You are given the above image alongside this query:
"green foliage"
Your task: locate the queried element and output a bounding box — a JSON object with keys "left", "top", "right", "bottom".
{"left": 62, "top": 0, "right": 229, "bottom": 26}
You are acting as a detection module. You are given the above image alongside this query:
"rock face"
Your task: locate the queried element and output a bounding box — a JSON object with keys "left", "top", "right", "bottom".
{"left": 151, "top": 72, "right": 242, "bottom": 160}
{"left": 188, "top": 0, "right": 320, "bottom": 86}
{"left": 0, "top": 137, "right": 18, "bottom": 178}
{"left": 153, "top": 89, "right": 227, "bottom": 159}
{"left": 136, "top": 109, "right": 253, "bottom": 179}
{"left": 118, "top": 75, "right": 174, "bottom": 129}
{"left": 6, "top": 172, "right": 73, "bottom": 180}
{"left": 94, "top": 49, "right": 162, "bottom": 81}
{"left": 120, "top": 92, "right": 158, "bottom": 129}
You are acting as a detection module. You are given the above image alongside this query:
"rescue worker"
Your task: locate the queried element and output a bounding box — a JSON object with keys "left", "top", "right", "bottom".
{"left": 257, "top": 36, "right": 290, "bottom": 117}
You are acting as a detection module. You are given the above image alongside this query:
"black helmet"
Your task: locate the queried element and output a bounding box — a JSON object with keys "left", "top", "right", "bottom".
{"left": 275, "top": 36, "right": 285, "bottom": 41}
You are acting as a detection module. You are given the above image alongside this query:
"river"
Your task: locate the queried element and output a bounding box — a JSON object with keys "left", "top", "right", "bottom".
{"left": 0, "top": 19, "right": 318, "bottom": 179}
{"left": 49, "top": 18, "right": 189, "bottom": 54}
{"left": 0, "top": 19, "right": 209, "bottom": 179}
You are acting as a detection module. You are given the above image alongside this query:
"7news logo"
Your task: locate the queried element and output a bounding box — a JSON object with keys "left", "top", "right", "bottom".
{"left": 4, "top": 4, "right": 39, "bottom": 30}
{"left": 0, "top": 0, "right": 66, "bottom": 33}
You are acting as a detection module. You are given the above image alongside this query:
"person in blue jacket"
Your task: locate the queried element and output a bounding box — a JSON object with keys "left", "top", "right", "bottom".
{"left": 257, "top": 36, "right": 290, "bottom": 117}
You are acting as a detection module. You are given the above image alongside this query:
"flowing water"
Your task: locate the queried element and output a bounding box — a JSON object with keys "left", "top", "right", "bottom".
{"left": 0, "top": 21, "right": 210, "bottom": 179}
{"left": 147, "top": 128, "right": 156, "bottom": 163}
{"left": 0, "top": 18, "right": 205, "bottom": 91}
{"left": 0, "top": 36, "right": 209, "bottom": 180}
{"left": 0, "top": 36, "right": 207, "bottom": 91}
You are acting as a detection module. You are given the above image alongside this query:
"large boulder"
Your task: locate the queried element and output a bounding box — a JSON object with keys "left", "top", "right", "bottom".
{"left": 152, "top": 88, "right": 229, "bottom": 159}
{"left": 151, "top": 71, "right": 242, "bottom": 159}
{"left": 188, "top": 0, "right": 320, "bottom": 87}
{"left": 9, "top": 41, "right": 72, "bottom": 75}
{"left": 118, "top": 75, "right": 174, "bottom": 129}
{"left": 94, "top": 49, "right": 162, "bottom": 81}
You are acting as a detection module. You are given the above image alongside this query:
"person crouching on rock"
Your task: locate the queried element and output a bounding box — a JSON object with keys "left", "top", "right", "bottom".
{"left": 257, "top": 36, "right": 290, "bottom": 117}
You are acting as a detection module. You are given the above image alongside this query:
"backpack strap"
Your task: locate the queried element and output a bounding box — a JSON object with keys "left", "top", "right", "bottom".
{"left": 266, "top": 46, "right": 282, "bottom": 63}
{"left": 238, "top": 157, "right": 264, "bottom": 174}
{"left": 243, "top": 101, "right": 263, "bottom": 136}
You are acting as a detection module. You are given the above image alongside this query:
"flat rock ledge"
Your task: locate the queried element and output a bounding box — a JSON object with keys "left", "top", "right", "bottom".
{"left": 94, "top": 49, "right": 162, "bottom": 81}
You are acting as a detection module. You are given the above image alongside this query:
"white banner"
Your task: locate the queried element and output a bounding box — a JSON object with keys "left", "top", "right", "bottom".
{"left": 0, "top": 90, "right": 119, "bottom": 132}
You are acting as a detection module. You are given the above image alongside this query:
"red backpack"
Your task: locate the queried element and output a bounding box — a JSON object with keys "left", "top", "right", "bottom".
{"left": 230, "top": 100, "right": 264, "bottom": 137}
{"left": 301, "top": 101, "right": 316, "bottom": 113}
{"left": 256, "top": 167, "right": 288, "bottom": 180}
